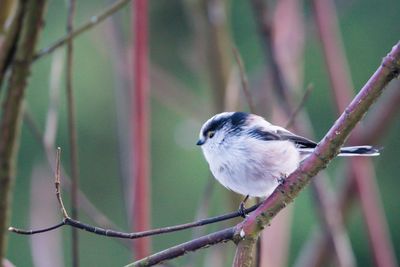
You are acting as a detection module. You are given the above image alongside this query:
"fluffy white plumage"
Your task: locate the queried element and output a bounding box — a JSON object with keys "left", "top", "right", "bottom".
{"left": 197, "top": 112, "right": 379, "bottom": 198}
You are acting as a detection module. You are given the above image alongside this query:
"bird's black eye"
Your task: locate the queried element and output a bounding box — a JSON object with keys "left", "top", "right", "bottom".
{"left": 207, "top": 131, "right": 215, "bottom": 139}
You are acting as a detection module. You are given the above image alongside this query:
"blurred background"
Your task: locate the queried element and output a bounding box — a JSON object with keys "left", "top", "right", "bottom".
{"left": 4, "top": 0, "right": 400, "bottom": 266}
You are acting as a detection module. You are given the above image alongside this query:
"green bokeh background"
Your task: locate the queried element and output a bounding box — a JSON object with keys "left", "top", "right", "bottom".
{"left": 6, "top": 0, "right": 400, "bottom": 266}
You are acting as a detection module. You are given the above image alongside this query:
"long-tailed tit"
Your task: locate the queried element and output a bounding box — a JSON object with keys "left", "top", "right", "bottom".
{"left": 197, "top": 112, "right": 379, "bottom": 210}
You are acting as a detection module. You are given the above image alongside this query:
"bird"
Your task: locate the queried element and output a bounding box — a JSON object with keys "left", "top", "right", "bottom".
{"left": 196, "top": 112, "right": 380, "bottom": 215}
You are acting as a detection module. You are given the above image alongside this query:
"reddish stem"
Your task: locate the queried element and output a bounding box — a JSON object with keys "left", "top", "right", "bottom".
{"left": 132, "top": 0, "right": 151, "bottom": 259}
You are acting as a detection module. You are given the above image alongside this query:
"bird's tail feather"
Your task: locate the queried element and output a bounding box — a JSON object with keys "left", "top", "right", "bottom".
{"left": 338, "top": 145, "right": 381, "bottom": 156}
{"left": 299, "top": 145, "right": 381, "bottom": 157}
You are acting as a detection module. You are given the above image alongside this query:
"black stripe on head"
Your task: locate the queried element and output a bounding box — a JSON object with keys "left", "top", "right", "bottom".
{"left": 230, "top": 112, "right": 249, "bottom": 128}
{"left": 226, "top": 112, "right": 250, "bottom": 135}
{"left": 202, "top": 112, "right": 249, "bottom": 137}
{"left": 202, "top": 115, "right": 229, "bottom": 137}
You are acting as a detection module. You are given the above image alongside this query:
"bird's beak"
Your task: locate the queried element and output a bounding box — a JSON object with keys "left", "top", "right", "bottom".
{"left": 196, "top": 138, "right": 205, "bottom": 146}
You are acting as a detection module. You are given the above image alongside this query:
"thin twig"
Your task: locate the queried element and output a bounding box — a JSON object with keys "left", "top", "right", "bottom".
{"left": 23, "top": 107, "right": 132, "bottom": 248}
{"left": 33, "top": 0, "right": 132, "bottom": 61}
{"left": 0, "top": 1, "right": 23, "bottom": 88}
{"left": 9, "top": 221, "right": 66, "bottom": 235}
{"left": 9, "top": 147, "right": 262, "bottom": 238}
{"left": 125, "top": 227, "right": 237, "bottom": 267}
{"left": 55, "top": 148, "right": 69, "bottom": 218}
{"left": 232, "top": 46, "right": 256, "bottom": 113}
{"left": 65, "top": 0, "right": 79, "bottom": 264}
{"left": 250, "top": 0, "right": 291, "bottom": 113}
{"left": 9, "top": 191, "right": 261, "bottom": 239}
{"left": 202, "top": 0, "right": 232, "bottom": 111}
{"left": 310, "top": 178, "right": 355, "bottom": 267}
{"left": 285, "top": 84, "right": 314, "bottom": 128}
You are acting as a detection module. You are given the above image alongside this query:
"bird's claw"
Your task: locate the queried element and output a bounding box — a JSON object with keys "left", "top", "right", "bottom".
{"left": 278, "top": 173, "right": 287, "bottom": 185}
{"left": 238, "top": 202, "right": 248, "bottom": 218}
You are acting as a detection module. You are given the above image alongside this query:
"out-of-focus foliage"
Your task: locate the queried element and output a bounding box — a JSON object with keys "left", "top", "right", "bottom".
{"left": 6, "top": 0, "right": 400, "bottom": 266}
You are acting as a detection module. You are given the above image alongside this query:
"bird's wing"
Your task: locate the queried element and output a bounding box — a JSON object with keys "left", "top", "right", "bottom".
{"left": 247, "top": 128, "right": 281, "bottom": 141}
{"left": 248, "top": 126, "right": 317, "bottom": 148}
{"left": 276, "top": 129, "right": 317, "bottom": 148}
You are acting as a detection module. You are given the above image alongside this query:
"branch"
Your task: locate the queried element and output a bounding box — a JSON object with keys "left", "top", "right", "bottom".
{"left": 312, "top": 0, "right": 398, "bottom": 266}
{"left": 284, "top": 84, "right": 314, "bottom": 128}
{"left": 0, "top": 0, "right": 47, "bottom": 260}
{"left": 233, "top": 41, "right": 400, "bottom": 266}
{"left": 202, "top": 0, "right": 232, "bottom": 111}
{"left": 9, "top": 42, "right": 400, "bottom": 267}
{"left": 232, "top": 46, "right": 256, "bottom": 114}
{"left": 120, "top": 41, "right": 400, "bottom": 267}
{"left": 363, "top": 81, "right": 400, "bottom": 144}
{"left": 33, "top": 0, "right": 132, "bottom": 61}
{"left": 0, "top": 1, "right": 23, "bottom": 88}
{"left": 23, "top": 107, "right": 126, "bottom": 225}
{"left": 125, "top": 227, "right": 237, "bottom": 267}
{"left": 251, "top": 0, "right": 351, "bottom": 265}
{"left": 294, "top": 86, "right": 400, "bottom": 266}
{"left": 65, "top": 0, "right": 80, "bottom": 265}
{"left": 250, "top": 0, "right": 291, "bottom": 113}
{"left": 9, "top": 147, "right": 262, "bottom": 240}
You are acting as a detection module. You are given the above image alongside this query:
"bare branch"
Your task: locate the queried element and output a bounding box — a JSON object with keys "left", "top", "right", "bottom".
{"left": 232, "top": 46, "right": 256, "bottom": 113}
{"left": 233, "top": 41, "right": 400, "bottom": 266}
{"left": 8, "top": 39, "right": 400, "bottom": 267}
{"left": 65, "top": 0, "right": 80, "bottom": 264}
{"left": 250, "top": 0, "right": 291, "bottom": 113}
{"left": 124, "top": 41, "right": 400, "bottom": 267}
{"left": 285, "top": 84, "right": 314, "bottom": 128}
{"left": 251, "top": 0, "right": 351, "bottom": 264}
{"left": 0, "top": 1, "right": 23, "bottom": 88}
{"left": 125, "top": 227, "right": 237, "bottom": 267}
{"left": 0, "top": 0, "right": 48, "bottom": 260}
{"left": 9, "top": 222, "right": 65, "bottom": 235}
{"left": 295, "top": 88, "right": 400, "bottom": 266}
{"left": 9, "top": 193, "right": 261, "bottom": 239}
{"left": 33, "top": 0, "right": 132, "bottom": 61}
{"left": 312, "top": 0, "right": 398, "bottom": 266}
{"left": 9, "top": 148, "right": 262, "bottom": 240}
{"left": 55, "top": 148, "right": 69, "bottom": 219}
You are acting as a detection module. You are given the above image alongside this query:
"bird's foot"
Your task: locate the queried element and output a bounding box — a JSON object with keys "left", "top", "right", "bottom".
{"left": 238, "top": 195, "right": 249, "bottom": 218}
{"left": 277, "top": 173, "right": 287, "bottom": 185}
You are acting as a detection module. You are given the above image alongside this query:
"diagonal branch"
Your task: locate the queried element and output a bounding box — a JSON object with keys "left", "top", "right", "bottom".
{"left": 122, "top": 41, "right": 400, "bottom": 267}
{"left": 125, "top": 227, "right": 237, "bottom": 267}
{"left": 312, "top": 0, "right": 398, "bottom": 266}
{"left": 8, "top": 40, "right": 400, "bottom": 267}
{"left": 294, "top": 84, "right": 400, "bottom": 266}
{"left": 33, "top": 0, "right": 132, "bottom": 61}
{"left": 232, "top": 41, "right": 400, "bottom": 266}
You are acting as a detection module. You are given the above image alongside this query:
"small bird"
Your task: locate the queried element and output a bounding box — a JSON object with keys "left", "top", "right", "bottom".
{"left": 197, "top": 112, "right": 379, "bottom": 214}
